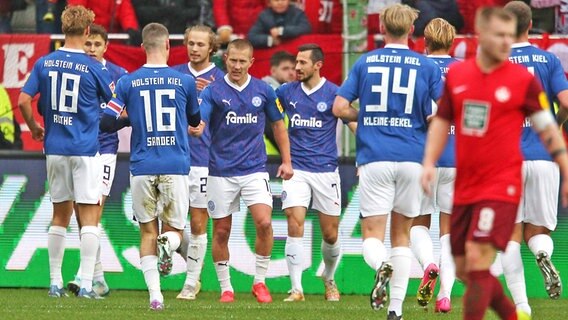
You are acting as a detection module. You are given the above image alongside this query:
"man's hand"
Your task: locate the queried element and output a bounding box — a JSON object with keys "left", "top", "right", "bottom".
{"left": 270, "top": 27, "right": 280, "bottom": 39}
{"left": 421, "top": 164, "right": 436, "bottom": 196}
{"left": 196, "top": 77, "right": 212, "bottom": 91}
{"left": 188, "top": 121, "right": 205, "bottom": 137}
{"left": 276, "top": 162, "right": 293, "bottom": 180}
{"left": 30, "top": 124, "right": 45, "bottom": 141}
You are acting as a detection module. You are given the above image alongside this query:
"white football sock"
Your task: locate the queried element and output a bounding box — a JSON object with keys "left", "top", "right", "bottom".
{"left": 48, "top": 226, "right": 66, "bottom": 288}
{"left": 437, "top": 234, "right": 455, "bottom": 300}
{"left": 254, "top": 254, "right": 270, "bottom": 284}
{"left": 80, "top": 226, "right": 100, "bottom": 292}
{"left": 285, "top": 236, "right": 304, "bottom": 292}
{"left": 527, "top": 234, "right": 554, "bottom": 257}
{"left": 93, "top": 244, "right": 105, "bottom": 283}
{"left": 321, "top": 240, "right": 341, "bottom": 281}
{"left": 501, "top": 241, "right": 531, "bottom": 315}
{"left": 214, "top": 260, "right": 233, "bottom": 293}
{"left": 161, "top": 231, "right": 181, "bottom": 252}
{"left": 388, "top": 247, "right": 412, "bottom": 316}
{"left": 410, "top": 225, "right": 435, "bottom": 270}
{"left": 185, "top": 233, "right": 208, "bottom": 287}
{"left": 178, "top": 227, "right": 190, "bottom": 261}
{"left": 141, "top": 255, "right": 162, "bottom": 302}
{"left": 362, "top": 237, "right": 387, "bottom": 271}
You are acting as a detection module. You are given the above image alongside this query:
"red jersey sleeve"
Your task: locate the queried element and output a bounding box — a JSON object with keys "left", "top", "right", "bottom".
{"left": 117, "top": 0, "right": 139, "bottom": 31}
{"left": 437, "top": 83, "right": 454, "bottom": 122}
{"left": 523, "top": 76, "right": 550, "bottom": 116}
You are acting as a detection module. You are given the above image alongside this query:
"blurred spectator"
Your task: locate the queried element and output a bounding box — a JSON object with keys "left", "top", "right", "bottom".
{"left": 214, "top": 0, "right": 266, "bottom": 45}
{"left": 36, "top": 0, "right": 65, "bottom": 34}
{"left": 0, "top": 0, "right": 28, "bottom": 33}
{"left": 133, "top": 0, "right": 214, "bottom": 34}
{"left": 294, "top": 0, "right": 342, "bottom": 34}
{"left": 67, "top": 0, "right": 141, "bottom": 45}
{"left": 402, "top": 0, "right": 463, "bottom": 36}
{"left": 368, "top": 0, "right": 400, "bottom": 35}
{"left": 248, "top": 0, "right": 311, "bottom": 48}
{"left": 557, "top": 0, "right": 568, "bottom": 33}
{"left": 262, "top": 50, "right": 296, "bottom": 89}
{"left": 0, "top": 85, "right": 22, "bottom": 150}
{"left": 456, "top": 0, "right": 510, "bottom": 34}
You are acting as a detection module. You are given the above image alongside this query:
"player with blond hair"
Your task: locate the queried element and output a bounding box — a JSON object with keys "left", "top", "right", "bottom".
{"left": 410, "top": 17, "right": 458, "bottom": 312}
{"left": 333, "top": 4, "right": 443, "bottom": 319}
{"left": 19, "top": 5, "right": 116, "bottom": 299}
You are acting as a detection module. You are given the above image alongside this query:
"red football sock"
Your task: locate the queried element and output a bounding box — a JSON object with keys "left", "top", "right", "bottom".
{"left": 489, "top": 274, "right": 517, "bottom": 320}
{"left": 464, "top": 270, "right": 493, "bottom": 320}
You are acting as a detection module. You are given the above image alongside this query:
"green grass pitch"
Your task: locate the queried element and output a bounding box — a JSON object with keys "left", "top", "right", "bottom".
{"left": 1, "top": 289, "right": 567, "bottom": 319}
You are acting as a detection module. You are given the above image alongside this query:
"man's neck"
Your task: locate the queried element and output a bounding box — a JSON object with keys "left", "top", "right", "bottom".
{"left": 302, "top": 73, "right": 321, "bottom": 90}
{"left": 229, "top": 74, "right": 249, "bottom": 87}
{"left": 63, "top": 35, "right": 87, "bottom": 51}
{"left": 516, "top": 33, "right": 530, "bottom": 44}
{"left": 384, "top": 34, "right": 409, "bottom": 47}
{"left": 146, "top": 52, "right": 167, "bottom": 65}
{"left": 428, "top": 49, "right": 449, "bottom": 56}
{"left": 476, "top": 54, "right": 505, "bottom": 73}
{"left": 190, "top": 60, "right": 210, "bottom": 72}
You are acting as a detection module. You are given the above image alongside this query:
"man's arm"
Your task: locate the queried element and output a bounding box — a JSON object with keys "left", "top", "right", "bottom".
{"left": 555, "top": 90, "right": 568, "bottom": 125}
{"left": 332, "top": 96, "right": 358, "bottom": 122}
{"left": 17, "top": 93, "right": 44, "bottom": 141}
{"left": 271, "top": 119, "right": 293, "bottom": 180}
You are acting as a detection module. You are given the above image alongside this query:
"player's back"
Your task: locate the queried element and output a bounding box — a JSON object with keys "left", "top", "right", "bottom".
{"left": 23, "top": 48, "right": 113, "bottom": 156}
{"left": 202, "top": 75, "right": 276, "bottom": 177}
{"left": 99, "top": 60, "right": 128, "bottom": 155}
{"left": 117, "top": 66, "right": 195, "bottom": 176}
{"left": 172, "top": 62, "right": 224, "bottom": 167}
{"left": 340, "top": 45, "right": 443, "bottom": 165}
{"left": 277, "top": 79, "right": 339, "bottom": 172}
{"left": 509, "top": 43, "right": 568, "bottom": 161}
{"left": 429, "top": 55, "right": 459, "bottom": 168}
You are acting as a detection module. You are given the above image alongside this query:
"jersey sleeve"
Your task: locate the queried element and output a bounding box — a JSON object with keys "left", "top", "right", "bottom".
{"left": 21, "top": 59, "right": 41, "bottom": 97}
{"left": 275, "top": 85, "right": 287, "bottom": 113}
{"left": 548, "top": 55, "right": 568, "bottom": 97}
{"left": 264, "top": 85, "right": 285, "bottom": 122}
{"left": 103, "top": 79, "right": 127, "bottom": 118}
{"left": 336, "top": 58, "right": 361, "bottom": 102}
{"left": 199, "top": 86, "right": 213, "bottom": 123}
{"left": 524, "top": 76, "right": 550, "bottom": 116}
{"left": 437, "top": 82, "right": 454, "bottom": 121}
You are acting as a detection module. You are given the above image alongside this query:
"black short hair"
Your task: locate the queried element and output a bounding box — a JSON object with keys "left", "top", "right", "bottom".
{"left": 269, "top": 50, "right": 295, "bottom": 67}
{"left": 298, "top": 43, "right": 324, "bottom": 63}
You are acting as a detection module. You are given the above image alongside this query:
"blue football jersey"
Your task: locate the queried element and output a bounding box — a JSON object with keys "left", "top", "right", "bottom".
{"left": 509, "top": 43, "right": 568, "bottom": 161}
{"left": 200, "top": 74, "right": 284, "bottom": 177}
{"left": 99, "top": 59, "right": 128, "bottom": 155}
{"left": 276, "top": 79, "right": 339, "bottom": 172}
{"left": 428, "top": 55, "right": 459, "bottom": 168}
{"left": 21, "top": 48, "right": 114, "bottom": 156}
{"left": 172, "top": 62, "right": 225, "bottom": 167}
{"left": 337, "top": 44, "right": 443, "bottom": 165}
{"left": 109, "top": 65, "right": 200, "bottom": 176}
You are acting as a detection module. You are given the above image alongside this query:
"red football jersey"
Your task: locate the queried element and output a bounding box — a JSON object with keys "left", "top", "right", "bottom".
{"left": 437, "top": 59, "right": 548, "bottom": 205}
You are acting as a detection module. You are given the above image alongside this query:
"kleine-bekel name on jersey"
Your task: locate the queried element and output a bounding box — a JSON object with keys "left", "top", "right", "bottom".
{"left": 289, "top": 114, "right": 323, "bottom": 128}
{"left": 225, "top": 111, "right": 258, "bottom": 125}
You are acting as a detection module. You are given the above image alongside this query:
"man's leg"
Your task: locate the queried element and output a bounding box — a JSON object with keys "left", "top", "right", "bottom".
{"left": 501, "top": 223, "right": 531, "bottom": 314}
{"left": 388, "top": 212, "right": 414, "bottom": 317}
{"left": 525, "top": 224, "right": 561, "bottom": 299}
{"left": 48, "top": 201, "right": 73, "bottom": 297}
{"left": 178, "top": 206, "right": 208, "bottom": 300}
{"left": 284, "top": 206, "right": 306, "bottom": 301}
{"left": 319, "top": 212, "right": 340, "bottom": 301}
{"left": 411, "top": 214, "right": 439, "bottom": 307}
{"left": 361, "top": 215, "right": 389, "bottom": 310}
{"left": 212, "top": 215, "right": 234, "bottom": 301}
{"left": 436, "top": 212, "right": 455, "bottom": 312}
{"left": 249, "top": 203, "right": 274, "bottom": 303}
{"left": 139, "top": 219, "right": 163, "bottom": 310}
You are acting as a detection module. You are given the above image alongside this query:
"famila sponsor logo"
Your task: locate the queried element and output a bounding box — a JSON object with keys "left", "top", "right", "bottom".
{"left": 290, "top": 114, "right": 322, "bottom": 128}
{"left": 226, "top": 111, "right": 258, "bottom": 125}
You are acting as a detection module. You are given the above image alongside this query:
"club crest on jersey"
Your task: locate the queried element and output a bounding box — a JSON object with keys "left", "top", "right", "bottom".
{"left": 494, "top": 86, "right": 511, "bottom": 103}
{"left": 208, "top": 200, "right": 216, "bottom": 212}
{"left": 252, "top": 96, "right": 262, "bottom": 107}
{"left": 317, "top": 102, "right": 327, "bottom": 112}
{"left": 109, "top": 81, "right": 115, "bottom": 93}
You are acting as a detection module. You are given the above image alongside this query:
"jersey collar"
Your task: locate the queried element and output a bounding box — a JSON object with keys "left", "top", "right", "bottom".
{"left": 224, "top": 74, "right": 251, "bottom": 92}
{"left": 143, "top": 64, "right": 169, "bottom": 68}
{"left": 188, "top": 62, "right": 216, "bottom": 77}
{"left": 427, "top": 54, "right": 452, "bottom": 58}
{"left": 511, "top": 42, "right": 532, "bottom": 48}
{"left": 59, "top": 47, "right": 86, "bottom": 54}
{"left": 301, "top": 77, "right": 327, "bottom": 96}
{"left": 384, "top": 44, "right": 409, "bottom": 50}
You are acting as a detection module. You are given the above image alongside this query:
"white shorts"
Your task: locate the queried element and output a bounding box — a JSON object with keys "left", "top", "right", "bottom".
{"left": 189, "top": 166, "right": 208, "bottom": 209}
{"left": 359, "top": 161, "right": 423, "bottom": 218}
{"left": 282, "top": 169, "right": 341, "bottom": 216}
{"left": 420, "top": 167, "right": 455, "bottom": 215}
{"left": 131, "top": 174, "right": 190, "bottom": 230}
{"left": 207, "top": 172, "right": 272, "bottom": 219}
{"left": 47, "top": 154, "right": 102, "bottom": 204}
{"left": 100, "top": 153, "right": 117, "bottom": 197}
{"left": 516, "top": 161, "right": 559, "bottom": 230}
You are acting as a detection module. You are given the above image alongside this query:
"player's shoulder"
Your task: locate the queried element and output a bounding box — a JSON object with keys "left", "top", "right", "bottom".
{"left": 106, "top": 60, "right": 128, "bottom": 74}
{"left": 171, "top": 62, "right": 188, "bottom": 73}
{"left": 322, "top": 78, "right": 339, "bottom": 92}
